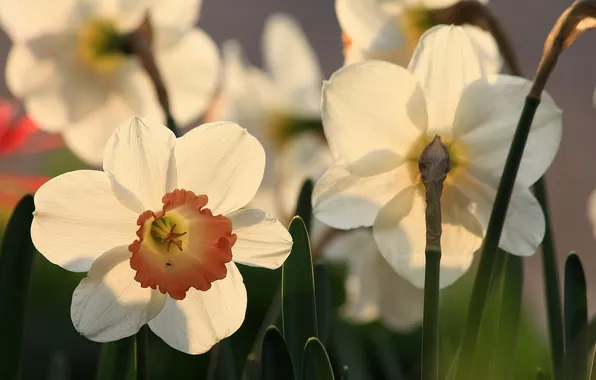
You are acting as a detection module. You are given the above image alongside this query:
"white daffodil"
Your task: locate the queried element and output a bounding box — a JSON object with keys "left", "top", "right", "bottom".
{"left": 2, "top": 0, "right": 219, "bottom": 166}
{"left": 313, "top": 25, "right": 562, "bottom": 288}
{"left": 336, "top": 0, "right": 501, "bottom": 74}
{"left": 209, "top": 13, "right": 323, "bottom": 165}
{"left": 31, "top": 117, "right": 292, "bottom": 354}
{"left": 324, "top": 228, "right": 423, "bottom": 330}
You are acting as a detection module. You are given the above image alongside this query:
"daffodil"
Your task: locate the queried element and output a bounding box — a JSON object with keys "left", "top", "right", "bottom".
{"left": 209, "top": 13, "right": 323, "bottom": 158}
{"left": 336, "top": 0, "right": 501, "bottom": 74}
{"left": 324, "top": 228, "right": 423, "bottom": 329}
{"left": 313, "top": 25, "right": 562, "bottom": 288}
{"left": 31, "top": 117, "right": 293, "bottom": 354}
{"left": 2, "top": 0, "right": 219, "bottom": 165}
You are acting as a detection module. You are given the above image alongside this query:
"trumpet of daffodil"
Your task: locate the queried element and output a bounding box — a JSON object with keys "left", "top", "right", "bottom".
{"left": 336, "top": 0, "right": 501, "bottom": 74}
{"left": 312, "top": 25, "right": 562, "bottom": 288}
{"left": 208, "top": 13, "right": 323, "bottom": 164}
{"left": 2, "top": 0, "right": 219, "bottom": 166}
{"left": 31, "top": 117, "right": 293, "bottom": 354}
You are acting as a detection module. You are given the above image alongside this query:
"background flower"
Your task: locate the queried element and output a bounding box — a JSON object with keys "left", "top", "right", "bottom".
{"left": 2, "top": 0, "right": 219, "bottom": 165}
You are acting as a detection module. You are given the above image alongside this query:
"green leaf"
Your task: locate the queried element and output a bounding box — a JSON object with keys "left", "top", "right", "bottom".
{"left": 206, "top": 339, "right": 237, "bottom": 380}
{"left": 314, "top": 264, "right": 331, "bottom": 346}
{"left": 261, "top": 326, "right": 294, "bottom": 380}
{"left": 370, "top": 326, "right": 406, "bottom": 380}
{"left": 48, "top": 351, "right": 71, "bottom": 380}
{"left": 455, "top": 97, "right": 541, "bottom": 380}
{"left": 136, "top": 325, "right": 150, "bottom": 380}
{"left": 302, "top": 338, "right": 335, "bottom": 380}
{"left": 96, "top": 337, "right": 135, "bottom": 380}
{"left": 283, "top": 216, "right": 318, "bottom": 378}
{"left": 294, "top": 180, "right": 314, "bottom": 232}
{"left": 564, "top": 253, "right": 588, "bottom": 380}
{"left": 0, "top": 195, "right": 36, "bottom": 380}
{"left": 490, "top": 255, "right": 524, "bottom": 380}
{"left": 329, "top": 320, "right": 373, "bottom": 380}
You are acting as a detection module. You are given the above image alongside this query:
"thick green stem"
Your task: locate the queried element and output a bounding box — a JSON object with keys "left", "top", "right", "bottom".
{"left": 534, "top": 177, "right": 565, "bottom": 380}
{"left": 422, "top": 249, "right": 441, "bottom": 380}
{"left": 454, "top": 97, "right": 540, "bottom": 380}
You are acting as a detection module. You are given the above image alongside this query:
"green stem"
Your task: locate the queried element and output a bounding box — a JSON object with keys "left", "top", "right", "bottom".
{"left": 534, "top": 177, "right": 565, "bottom": 380}
{"left": 454, "top": 97, "right": 540, "bottom": 380}
{"left": 422, "top": 249, "right": 441, "bottom": 380}
{"left": 136, "top": 325, "right": 150, "bottom": 380}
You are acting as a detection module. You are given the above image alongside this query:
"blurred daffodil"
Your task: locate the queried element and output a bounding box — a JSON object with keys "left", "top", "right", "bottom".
{"left": 31, "top": 117, "right": 292, "bottom": 354}
{"left": 325, "top": 228, "right": 424, "bottom": 330}
{"left": 313, "top": 26, "right": 562, "bottom": 288}
{"left": 208, "top": 14, "right": 323, "bottom": 159}
{"left": 2, "top": 0, "right": 219, "bottom": 165}
{"left": 336, "top": 0, "right": 501, "bottom": 73}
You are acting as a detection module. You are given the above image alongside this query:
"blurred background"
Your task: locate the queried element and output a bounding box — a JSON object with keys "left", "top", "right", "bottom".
{"left": 0, "top": 0, "right": 594, "bottom": 378}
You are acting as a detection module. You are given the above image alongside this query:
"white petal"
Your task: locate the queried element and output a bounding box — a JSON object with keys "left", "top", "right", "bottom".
{"left": 157, "top": 28, "right": 220, "bottom": 125}
{"left": 336, "top": 0, "right": 394, "bottom": 48}
{"left": 274, "top": 133, "right": 334, "bottom": 218}
{"left": 373, "top": 185, "right": 482, "bottom": 288}
{"left": 453, "top": 75, "right": 562, "bottom": 188}
{"left": 263, "top": 13, "right": 322, "bottom": 116}
{"left": 461, "top": 25, "right": 502, "bottom": 75}
{"left": 0, "top": 0, "right": 78, "bottom": 40}
{"left": 92, "top": 0, "right": 155, "bottom": 32}
{"left": 588, "top": 190, "right": 596, "bottom": 240}
{"left": 148, "top": 262, "right": 247, "bottom": 354}
{"left": 313, "top": 163, "right": 413, "bottom": 230}
{"left": 71, "top": 246, "right": 166, "bottom": 342}
{"left": 62, "top": 93, "right": 161, "bottom": 167}
{"left": 450, "top": 169, "right": 545, "bottom": 256}
{"left": 103, "top": 117, "right": 177, "bottom": 212}
{"left": 174, "top": 122, "right": 265, "bottom": 215}
{"left": 322, "top": 60, "right": 426, "bottom": 168}
{"left": 31, "top": 170, "right": 138, "bottom": 272}
{"left": 227, "top": 208, "right": 292, "bottom": 269}
{"left": 150, "top": 0, "right": 202, "bottom": 30}
{"left": 407, "top": 25, "right": 484, "bottom": 134}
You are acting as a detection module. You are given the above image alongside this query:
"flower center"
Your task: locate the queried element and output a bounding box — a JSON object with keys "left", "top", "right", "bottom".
{"left": 267, "top": 112, "right": 324, "bottom": 150}
{"left": 128, "top": 189, "right": 237, "bottom": 300}
{"left": 406, "top": 133, "right": 468, "bottom": 187}
{"left": 400, "top": 7, "right": 435, "bottom": 52}
{"left": 77, "top": 18, "right": 129, "bottom": 74}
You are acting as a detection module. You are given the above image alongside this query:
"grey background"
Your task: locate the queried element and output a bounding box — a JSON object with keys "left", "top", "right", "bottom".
{"left": 1, "top": 0, "right": 595, "bottom": 319}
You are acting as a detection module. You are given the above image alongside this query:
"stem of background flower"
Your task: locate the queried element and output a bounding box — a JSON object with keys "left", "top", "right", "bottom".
{"left": 136, "top": 325, "right": 150, "bottom": 380}
{"left": 128, "top": 16, "right": 180, "bottom": 137}
{"left": 422, "top": 249, "right": 441, "bottom": 380}
{"left": 534, "top": 178, "right": 565, "bottom": 379}
{"left": 453, "top": 97, "right": 540, "bottom": 380}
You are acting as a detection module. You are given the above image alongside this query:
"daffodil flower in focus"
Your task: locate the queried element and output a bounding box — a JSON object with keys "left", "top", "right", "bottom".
{"left": 31, "top": 117, "right": 293, "bottom": 354}
{"left": 313, "top": 25, "right": 562, "bottom": 288}
{"left": 336, "top": 0, "right": 502, "bottom": 73}
{"left": 2, "top": 0, "right": 219, "bottom": 165}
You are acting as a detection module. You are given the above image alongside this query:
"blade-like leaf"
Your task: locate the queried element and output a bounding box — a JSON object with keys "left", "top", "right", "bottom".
{"left": 136, "top": 325, "right": 150, "bottom": 380}
{"left": 96, "top": 337, "right": 135, "bottom": 380}
{"left": 262, "top": 326, "right": 294, "bottom": 380}
{"left": 294, "top": 180, "right": 313, "bottom": 232}
{"left": 490, "top": 255, "right": 524, "bottom": 380}
{"left": 206, "top": 339, "right": 237, "bottom": 380}
{"left": 302, "top": 338, "right": 335, "bottom": 380}
{"left": 0, "top": 195, "right": 36, "bottom": 380}
{"left": 283, "top": 216, "right": 318, "bottom": 378}
{"left": 564, "top": 253, "right": 587, "bottom": 380}
{"left": 314, "top": 264, "right": 331, "bottom": 346}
